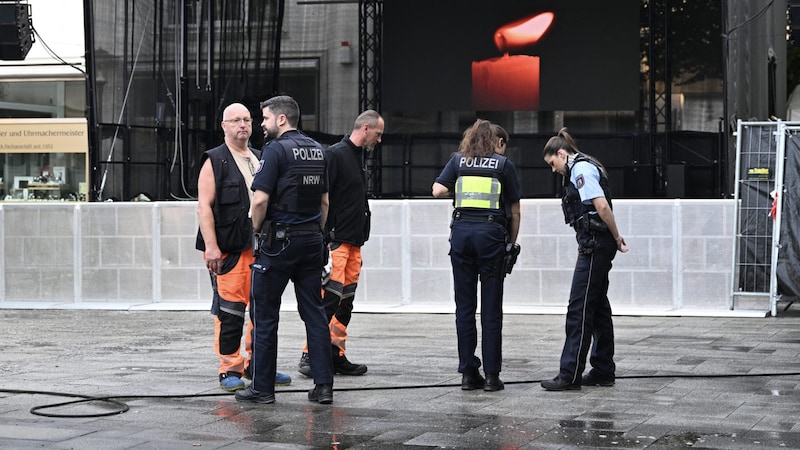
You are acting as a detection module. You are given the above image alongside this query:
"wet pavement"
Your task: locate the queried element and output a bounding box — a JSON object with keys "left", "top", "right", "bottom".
{"left": 2, "top": 307, "right": 800, "bottom": 449}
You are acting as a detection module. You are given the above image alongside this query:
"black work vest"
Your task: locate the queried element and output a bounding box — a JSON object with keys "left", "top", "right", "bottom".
{"left": 561, "top": 155, "right": 613, "bottom": 227}
{"left": 195, "top": 144, "right": 261, "bottom": 253}
{"left": 272, "top": 133, "right": 326, "bottom": 215}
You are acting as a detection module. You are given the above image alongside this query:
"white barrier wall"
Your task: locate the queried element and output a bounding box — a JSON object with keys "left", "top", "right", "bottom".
{"left": 0, "top": 200, "right": 743, "bottom": 314}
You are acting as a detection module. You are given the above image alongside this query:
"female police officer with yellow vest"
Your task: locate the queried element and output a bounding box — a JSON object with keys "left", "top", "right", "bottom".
{"left": 540, "top": 127, "right": 628, "bottom": 391}
{"left": 432, "top": 119, "right": 521, "bottom": 392}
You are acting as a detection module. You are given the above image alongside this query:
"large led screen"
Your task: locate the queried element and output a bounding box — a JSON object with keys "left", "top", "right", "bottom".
{"left": 383, "top": 1, "right": 640, "bottom": 112}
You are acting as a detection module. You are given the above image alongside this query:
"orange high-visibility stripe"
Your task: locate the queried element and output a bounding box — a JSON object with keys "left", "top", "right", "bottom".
{"left": 303, "top": 243, "right": 363, "bottom": 355}
{"left": 330, "top": 317, "right": 348, "bottom": 355}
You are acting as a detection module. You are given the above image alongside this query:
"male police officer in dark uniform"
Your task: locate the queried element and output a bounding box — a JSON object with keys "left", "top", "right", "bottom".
{"left": 432, "top": 119, "right": 521, "bottom": 392}
{"left": 234, "top": 95, "right": 334, "bottom": 405}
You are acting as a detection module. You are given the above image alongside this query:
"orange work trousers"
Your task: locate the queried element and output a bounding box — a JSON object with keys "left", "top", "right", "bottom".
{"left": 208, "top": 249, "right": 254, "bottom": 377}
{"left": 304, "top": 242, "right": 362, "bottom": 356}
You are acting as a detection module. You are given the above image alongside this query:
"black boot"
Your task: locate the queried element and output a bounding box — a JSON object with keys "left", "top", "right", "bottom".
{"left": 308, "top": 383, "right": 333, "bottom": 404}
{"left": 484, "top": 373, "right": 504, "bottom": 391}
{"left": 332, "top": 345, "right": 367, "bottom": 376}
{"left": 461, "top": 369, "right": 485, "bottom": 390}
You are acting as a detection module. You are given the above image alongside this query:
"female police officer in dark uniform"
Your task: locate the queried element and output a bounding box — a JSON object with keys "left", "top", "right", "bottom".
{"left": 432, "top": 119, "right": 521, "bottom": 392}
{"left": 541, "top": 127, "right": 628, "bottom": 391}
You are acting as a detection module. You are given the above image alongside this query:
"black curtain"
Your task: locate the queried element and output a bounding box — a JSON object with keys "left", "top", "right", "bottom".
{"left": 777, "top": 132, "right": 800, "bottom": 300}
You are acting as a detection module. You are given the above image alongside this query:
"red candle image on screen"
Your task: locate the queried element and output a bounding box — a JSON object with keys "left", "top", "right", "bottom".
{"left": 472, "top": 12, "right": 554, "bottom": 111}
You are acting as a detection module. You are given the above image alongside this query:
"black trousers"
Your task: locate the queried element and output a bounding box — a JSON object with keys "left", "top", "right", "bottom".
{"left": 249, "top": 232, "right": 333, "bottom": 393}
{"left": 558, "top": 229, "right": 617, "bottom": 384}
{"left": 449, "top": 219, "right": 506, "bottom": 375}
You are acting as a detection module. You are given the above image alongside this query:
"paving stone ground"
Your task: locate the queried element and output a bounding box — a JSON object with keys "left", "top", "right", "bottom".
{"left": 1, "top": 307, "right": 800, "bottom": 449}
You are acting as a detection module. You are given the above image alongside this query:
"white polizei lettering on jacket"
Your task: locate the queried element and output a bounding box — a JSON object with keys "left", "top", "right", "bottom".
{"left": 292, "top": 147, "right": 324, "bottom": 160}
{"left": 459, "top": 157, "right": 498, "bottom": 169}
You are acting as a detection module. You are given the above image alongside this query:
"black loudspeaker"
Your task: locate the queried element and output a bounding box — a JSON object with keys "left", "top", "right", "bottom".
{"left": 0, "top": 2, "right": 32, "bottom": 61}
{"left": 666, "top": 164, "right": 686, "bottom": 198}
{"left": 623, "top": 165, "right": 654, "bottom": 198}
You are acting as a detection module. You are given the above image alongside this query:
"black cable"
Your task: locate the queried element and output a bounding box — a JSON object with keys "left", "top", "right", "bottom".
{"left": 30, "top": 397, "right": 129, "bottom": 418}
{"left": 29, "top": 26, "right": 86, "bottom": 75}
{"left": 724, "top": 0, "right": 775, "bottom": 38}
{"left": 5, "top": 370, "right": 800, "bottom": 419}
{"left": 1, "top": 388, "right": 132, "bottom": 418}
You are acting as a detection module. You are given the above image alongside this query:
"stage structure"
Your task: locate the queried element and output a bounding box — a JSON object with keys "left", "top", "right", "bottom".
{"left": 83, "top": 0, "right": 283, "bottom": 202}
{"left": 75, "top": 0, "right": 781, "bottom": 201}
{"left": 359, "top": 0, "right": 381, "bottom": 197}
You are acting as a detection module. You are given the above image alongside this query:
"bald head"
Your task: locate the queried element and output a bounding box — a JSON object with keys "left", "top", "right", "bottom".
{"left": 221, "top": 103, "right": 253, "bottom": 149}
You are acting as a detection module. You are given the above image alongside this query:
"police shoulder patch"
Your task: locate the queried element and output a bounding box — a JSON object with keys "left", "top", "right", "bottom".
{"left": 576, "top": 174, "right": 585, "bottom": 189}
{"left": 256, "top": 160, "right": 264, "bottom": 174}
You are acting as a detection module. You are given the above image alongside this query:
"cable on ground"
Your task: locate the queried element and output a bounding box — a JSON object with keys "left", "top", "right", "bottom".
{"left": 3, "top": 370, "right": 799, "bottom": 419}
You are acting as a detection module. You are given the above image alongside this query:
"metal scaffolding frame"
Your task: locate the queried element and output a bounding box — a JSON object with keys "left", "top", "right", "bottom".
{"left": 647, "top": 0, "right": 672, "bottom": 197}
{"left": 730, "top": 120, "right": 797, "bottom": 316}
{"left": 359, "top": 0, "right": 381, "bottom": 197}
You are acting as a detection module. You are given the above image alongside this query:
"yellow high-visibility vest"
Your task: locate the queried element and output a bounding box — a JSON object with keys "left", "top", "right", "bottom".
{"left": 455, "top": 175, "right": 502, "bottom": 209}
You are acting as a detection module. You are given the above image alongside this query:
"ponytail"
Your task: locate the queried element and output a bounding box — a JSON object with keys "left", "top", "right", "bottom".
{"left": 543, "top": 127, "right": 607, "bottom": 177}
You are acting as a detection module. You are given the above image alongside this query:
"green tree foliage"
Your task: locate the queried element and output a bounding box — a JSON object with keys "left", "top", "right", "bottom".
{"left": 670, "top": 0, "right": 723, "bottom": 84}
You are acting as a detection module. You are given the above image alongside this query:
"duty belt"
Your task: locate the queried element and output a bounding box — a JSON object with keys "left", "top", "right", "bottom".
{"left": 573, "top": 214, "right": 608, "bottom": 233}
{"left": 452, "top": 210, "right": 507, "bottom": 227}
{"left": 274, "top": 222, "right": 322, "bottom": 235}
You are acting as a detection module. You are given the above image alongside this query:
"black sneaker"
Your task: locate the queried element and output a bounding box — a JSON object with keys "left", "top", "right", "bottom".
{"left": 298, "top": 352, "right": 312, "bottom": 377}
{"left": 333, "top": 353, "right": 367, "bottom": 376}
{"left": 541, "top": 377, "right": 581, "bottom": 391}
{"left": 308, "top": 383, "right": 333, "bottom": 404}
{"left": 582, "top": 372, "right": 615, "bottom": 386}
{"left": 234, "top": 386, "right": 276, "bottom": 404}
